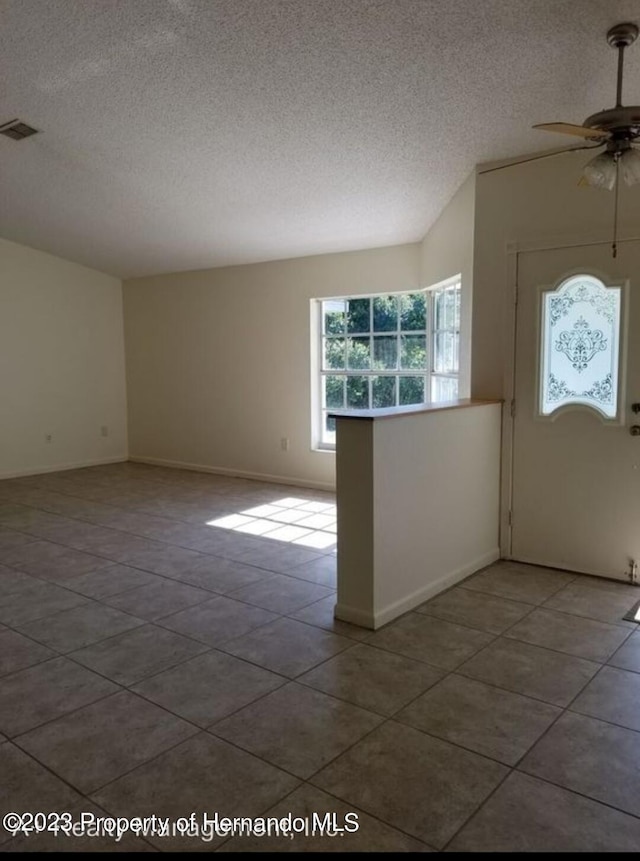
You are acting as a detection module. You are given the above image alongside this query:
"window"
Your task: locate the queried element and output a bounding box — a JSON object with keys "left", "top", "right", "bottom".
{"left": 540, "top": 274, "right": 622, "bottom": 420}
{"left": 313, "top": 277, "right": 461, "bottom": 448}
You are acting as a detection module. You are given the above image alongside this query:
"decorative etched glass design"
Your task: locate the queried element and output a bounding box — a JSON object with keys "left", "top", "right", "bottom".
{"left": 540, "top": 275, "right": 621, "bottom": 419}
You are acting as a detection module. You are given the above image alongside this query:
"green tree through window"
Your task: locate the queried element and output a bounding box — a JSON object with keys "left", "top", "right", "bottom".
{"left": 316, "top": 282, "right": 460, "bottom": 446}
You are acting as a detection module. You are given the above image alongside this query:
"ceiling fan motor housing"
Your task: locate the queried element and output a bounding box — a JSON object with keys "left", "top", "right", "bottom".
{"left": 583, "top": 106, "right": 640, "bottom": 139}
{"left": 606, "top": 22, "right": 639, "bottom": 49}
{"left": 584, "top": 24, "right": 640, "bottom": 142}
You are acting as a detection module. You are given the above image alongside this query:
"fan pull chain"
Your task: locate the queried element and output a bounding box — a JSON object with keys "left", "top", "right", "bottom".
{"left": 612, "top": 154, "right": 620, "bottom": 258}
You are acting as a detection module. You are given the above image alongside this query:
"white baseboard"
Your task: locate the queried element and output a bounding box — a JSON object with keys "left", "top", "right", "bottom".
{"left": 339, "top": 548, "right": 500, "bottom": 631}
{"left": 335, "top": 548, "right": 501, "bottom": 631}
{"left": 334, "top": 602, "right": 376, "bottom": 629}
{"left": 128, "top": 455, "right": 335, "bottom": 492}
{"left": 0, "top": 455, "right": 128, "bottom": 481}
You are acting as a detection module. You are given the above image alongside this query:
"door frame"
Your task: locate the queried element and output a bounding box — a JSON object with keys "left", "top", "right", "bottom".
{"left": 499, "top": 231, "right": 640, "bottom": 561}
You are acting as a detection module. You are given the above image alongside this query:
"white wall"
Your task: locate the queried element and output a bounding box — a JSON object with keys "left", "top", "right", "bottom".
{"left": 0, "top": 238, "right": 127, "bottom": 477}
{"left": 335, "top": 402, "right": 502, "bottom": 628}
{"left": 420, "top": 171, "right": 475, "bottom": 398}
{"left": 123, "top": 243, "right": 420, "bottom": 489}
{"left": 473, "top": 150, "right": 640, "bottom": 398}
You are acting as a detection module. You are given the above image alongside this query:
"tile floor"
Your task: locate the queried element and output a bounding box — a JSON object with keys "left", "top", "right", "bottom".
{"left": 1, "top": 463, "right": 640, "bottom": 851}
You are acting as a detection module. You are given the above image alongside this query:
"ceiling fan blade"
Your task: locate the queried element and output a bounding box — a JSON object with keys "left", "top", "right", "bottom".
{"left": 478, "top": 143, "right": 604, "bottom": 176}
{"left": 533, "top": 122, "right": 610, "bottom": 140}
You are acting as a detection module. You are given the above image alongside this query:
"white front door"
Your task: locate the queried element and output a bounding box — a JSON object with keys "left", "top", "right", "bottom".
{"left": 511, "top": 240, "right": 640, "bottom": 581}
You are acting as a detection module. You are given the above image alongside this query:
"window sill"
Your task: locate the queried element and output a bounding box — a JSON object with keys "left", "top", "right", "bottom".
{"left": 329, "top": 398, "right": 502, "bottom": 421}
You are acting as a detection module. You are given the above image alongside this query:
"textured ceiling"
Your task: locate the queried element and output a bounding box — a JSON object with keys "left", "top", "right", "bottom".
{"left": 1, "top": 0, "right": 639, "bottom": 277}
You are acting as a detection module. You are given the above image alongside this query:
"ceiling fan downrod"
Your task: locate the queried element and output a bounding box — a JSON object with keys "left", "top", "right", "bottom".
{"left": 606, "top": 22, "right": 639, "bottom": 108}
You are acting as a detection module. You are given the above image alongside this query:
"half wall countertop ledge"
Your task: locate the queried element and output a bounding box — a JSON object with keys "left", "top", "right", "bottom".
{"left": 330, "top": 397, "right": 503, "bottom": 422}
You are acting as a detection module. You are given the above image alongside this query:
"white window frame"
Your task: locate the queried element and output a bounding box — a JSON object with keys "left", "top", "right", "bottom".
{"left": 430, "top": 277, "right": 462, "bottom": 401}
{"left": 311, "top": 275, "right": 462, "bottom": 451}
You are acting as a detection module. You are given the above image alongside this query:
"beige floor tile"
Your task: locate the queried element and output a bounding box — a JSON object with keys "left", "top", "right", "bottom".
{"left": 17, "top": 602, "right": 144, "bottom": 653}
{"left": 299, "top": 643, "right": 443, "bottom": 716}
{"left": 0, "top": 743, "right": 82, "bottom": 841}
{"left": 126, "top": 544, "right": 208, "bottom": 576}
{"left": 416, "top": 586, "right": 532, "bottom": 634}
{"left": 543, "top": 579, "right": 639, "bottom": 628}
{"left": 91, "top": 733, "right": 299, "bottom": 851}
{"left": 608, "top": 630, "right": 640, "bottom": 672}
{"left": 459, "top": 637, "right": 599, "bottom": 706}
{"left": 311, "top": 720, "right": 508, "bottom": 849}
{"left": 221, "top": 618, "right": 353, "bottom": 678}
{"left": 571, "top": 665, "right": 640, "bottom": 732}
{"left": 133, "top": 650, "right": 285, "bottom": 726}
{"left": 461, "top": 563, "right": 574, "bottom": 605}
{"left": 227, "top": 574, "right": 333, "bottom": 614}
{"left": 520, "top": 710, "right": 640, "bottom": 817}
{"left": 397, "top": 673, "right": 560, "bottom": 764}
{"left": 177, "top": 528, "right": 240, "bottom": 555}
{"left": 0, "top": 581, "right": 90, "bottom": 627}
{"left": 17, "top": 690, "right": 198, "bottom": 793}
{"left": 254, "top": 545, "right": 325, "bottom": 574}
{"left": 504, "top": 607, "right": 631, "bottom": 662}
{"left": 367, "top": 613, "right": 493, "bottom": 670}
{"left": 104, "top": 579, "right": 212, "bottom": 620}
{"left": 2, "top": 540, "right": 112, "bottom": 581}
{"left": 219, "top": 784, "right": 431, "bottom": 852}
{"left": 70, "top": 624, "right": 209, "bottom": 685}
{"left": 63, "top": 563, "right": 158, "bottom": 599}
{"left": 0, "top": 629, "right": 55, "bottom": 677}
{"left": 59, "top": 531, "right": 166, "bottom": 564}
{"left": 0, "top": 657, "right": 118, "bottom": 737}
{"left": 448, "top": 771, "right": 640, "bottom": 852}
{"left": 2, "top": 800, "right": 155, "bottom": 852}
{"left": 0, "top": 564, "right": 39, "bottom": 597}
{"left": 171, "top": 556, "right": 272, "bottom": 593}
{"left": 158, "top": 596, "right": 277, "bottom": 647}
{"left": 286, "top": 556, "right": 337, "bottom": 588}
{"left": 0, "top": 507, "right": 62, "bottom": 534}
{"left": 570, "top": 573, "right": 640, "bottom": 596}
{"left": 0, "top": 528, "right": 35, "bottom": 550}
{"left": 211, "top": 682, "right": 382, "bottom": 778}
{"left": 288, "top": 596, "right": 370, "bottom": 640}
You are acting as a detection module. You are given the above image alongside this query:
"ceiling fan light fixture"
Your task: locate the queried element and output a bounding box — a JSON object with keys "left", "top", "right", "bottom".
{"left": 620, "top": 146, "right": 640, "bottom": 186}
{"left": 582, "top": 151, "right": 617, "bottom": 191}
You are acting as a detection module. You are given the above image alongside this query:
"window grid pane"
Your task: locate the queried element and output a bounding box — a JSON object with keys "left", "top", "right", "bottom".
{"left": 347, "top": 337, "right": 371, "bottom": 369}
{"left": 323, "top": 337, "right": 346, "bottom": 370}
{"left": 431, "top": 374, "right": 459, "bottom": 402}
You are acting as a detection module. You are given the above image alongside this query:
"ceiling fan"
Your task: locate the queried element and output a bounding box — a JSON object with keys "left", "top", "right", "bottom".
{"left": 483, "top": 22, "right": 640, "bottom": 256}
{"left": 534, "top": 22, "right": 640, "bottom": 190}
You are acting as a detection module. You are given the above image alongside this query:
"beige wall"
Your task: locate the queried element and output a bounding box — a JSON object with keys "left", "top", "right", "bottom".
{"left": 124, "top": 244, "right": 421, "bottom": 488}
{"left": 335, "top": 403, "right": 501, "bottom": 628}
{"left": 420, "top": 171, "right": 475, "bottom": 397}
{"left": 473, "top": 150, "right": 640, "bottom": 398}
{"left": 0, "top": 238, "right": 127, "bottom": 477}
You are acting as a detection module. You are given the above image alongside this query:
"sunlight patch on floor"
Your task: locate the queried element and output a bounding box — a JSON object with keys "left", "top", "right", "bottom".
{"left": 206, "top": 497, "right": 337, "bottom": 550}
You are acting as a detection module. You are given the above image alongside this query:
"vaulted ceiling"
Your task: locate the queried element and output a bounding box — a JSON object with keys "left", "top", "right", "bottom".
{"left": 1, "top": 0, "right": 639, "bottom": 277}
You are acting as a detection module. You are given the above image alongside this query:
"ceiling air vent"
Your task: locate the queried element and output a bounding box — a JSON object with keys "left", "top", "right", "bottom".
{"left": 0, "top": 119, "right": 39, "bottom": 140}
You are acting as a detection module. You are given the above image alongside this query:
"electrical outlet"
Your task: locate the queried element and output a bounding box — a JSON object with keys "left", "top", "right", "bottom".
{"left": 44, "top": 433, "right": 52, "bottom": 443}
{"left": 101, "top": 425, "right": 109, "bottom": 437}
{"left": 280, "top": 437, "right": 290, "bottom": 451}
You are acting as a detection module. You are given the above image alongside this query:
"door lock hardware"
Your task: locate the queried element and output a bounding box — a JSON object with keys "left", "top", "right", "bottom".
{"left": 631, "top": 425, "right": 640, "bottom": 436}
{"left": 632, "top": 403, "right": 640, "bottom": 414}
